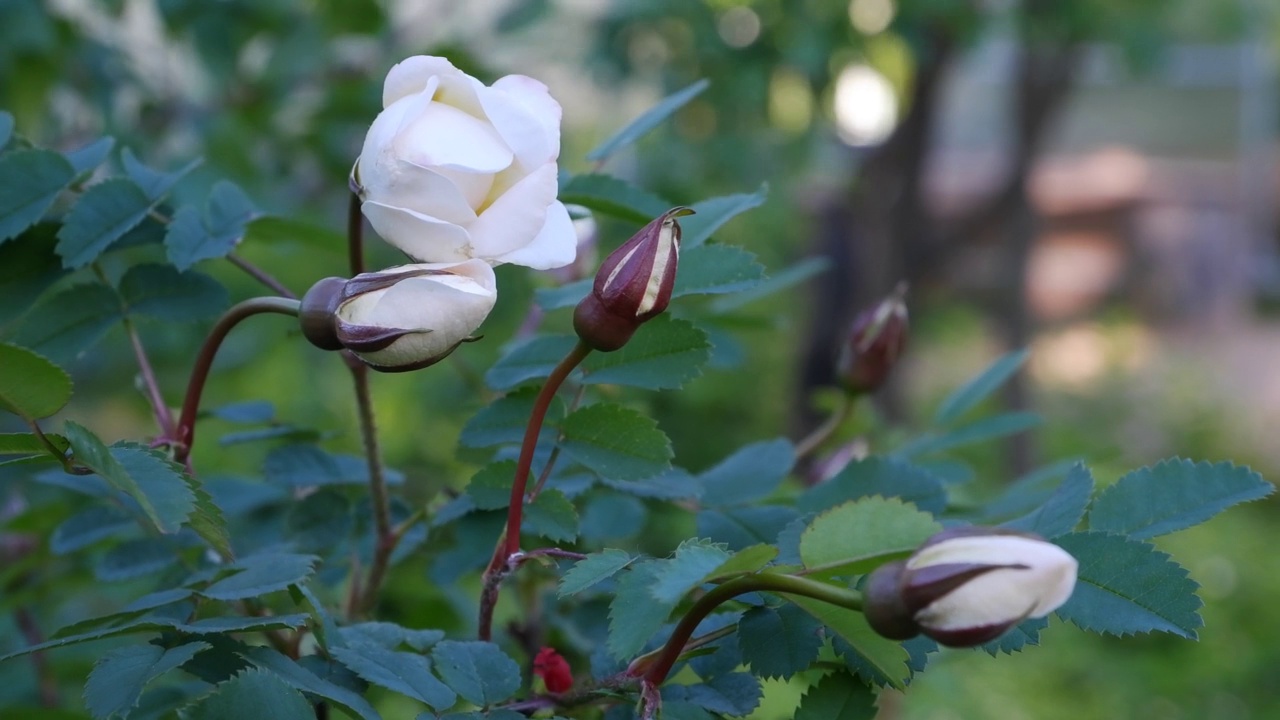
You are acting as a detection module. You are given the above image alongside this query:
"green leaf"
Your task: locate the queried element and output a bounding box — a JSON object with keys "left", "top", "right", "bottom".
{"left": 263, "top": 444, "right": 397, "bottom": 487}
{"left": 55, "top": 178, "right": 152, "bottom": 268}
{"left": 64, "top": 137, "right": 115, "bottom": 177}
{"left": 586, "top": 78, "right": 709, "bottom": 162}
{"left": 581, "top": 316, "right": 711, "bottom": 390}
{"left": 85, "top": 641, "right": 209, "bottom": 720}
{"left": 459, "top": 388, "right": 565, "bottom": 448}
{"left": 285, "top": 490, "right": 352, "bottom": 553}
{"left": 702, "top": 543, "right": 778, "bottom": 582}
{"left": 0, "top": 432, "right": 69, "bottom": 459}
{"left": 794, "top": 672, "right": 877, "bottom": 720}
{"left": 0, "top": 111, "right": 12, "bottom": 147}
{"left": 559, "top": 549, "right": 635, "bottom": 596}
{"left": 793, "top": 596, "right": 907, "bottom": 688}
{"left": 798, "top": 497, "right": 940, "bottom": 575}
{"left": 11, "top": 283, "right": 122, "bottom": 361}
{"left": 185, "top": 474, "right": 233, "bottom": 559}
{"left": 607, "top": 562, "right": 676, "bottom": 659}
{"left": 0, "top": 221, "right": 69, "bottom": 327}
{"left": 121, "top": 148, "right": 198, "bottom": 202}
{"left": 200, "top": 552, "right": 319, "bottom": 601}
{"left": 485, "top": 334, "right": 578, "bottom": 391}
{"left": 118, "top": 264, "right": 229, "bottom": 321}
{"left": 1054, "top": 531, "right": 1202, "bottom": 638}
{"left": 559, "top": 403, "right": 673, "bottom": 481}
{"left": 51, "top": 505, "right": 133, "bottom": 554}
{"left": 600, "top": 468, "right": 698, "bottom": 499}
{"left": 97, "top": 537, "right": 179, "bottom": 581}
{"left": 1, "top": 614, "right": 309, "bottom": 661}
{"left": 895, "top": 412, "right": 1042, "bottom": 458}
{"left": 933, "top": 349, "right": 1030, "bottom": 425}
{"left": 696, "top": 506, "right": 798, "bottom": 552}
{"left": 737, "top": 605, "right": 823, "bottom": 680}
{"left": 698, "top": 438, "right": 794, "bottom": 507}
{"left": 669, "top": 673, "right": 762, "bottom": 716}
{"left": 431, "top": 640, "right": 521, "bottom": 706}
{"left": 981, "top": 616, "right": 1048, "bottom": 656}
{"left": 534, "top": 278, "right": 590, "bottom": 311}
{"left": 1088, "top": 459, "right": 1273, "bottom": 539}
{"left": 184, "top": 668, "right": 315, "bottom": 720}
{"left": 241, "top": 647, "right": 380, "bottom": 720}
{"left": 337, "top": 623, "right": 444, "bottom": 652}
{"left": 332, "top": 643, "right": 456, "bottom": 711}
{"left": 166, "top": 181, "right": 261, "bottom": 270}
{"left": 0, "top": 149, "right": 74, "bottom": 243}
{"left": 524, "top": 488, "right": 579, "bottom": 542}
{"left": 0, "top": 342, "right": 72, "bottom": 419}
{"left": 799, "top": 457, "right": 946, "bottom": 516}
{"left": 680, "top": 184, "right": 769, "bottom": 248}
{"left": 1003, "top": 462, "right": 1094, "bottom": 537}
{"left": 65, "top": 427, "right": 195, "bottom": 534}
{"left": 465, "top": 461, "right": 518, "bottom": 510}
{"left": 709, "top": 256, "right": 830, "bottom": 313}
{"left": 649, "top": 539, "right": 732, "bottom": 604}
{"left": 671, "top": 244, "right": 765, "bottom": 298}
{"left": 558, "top": 173, "right": 669, "bottom": 224}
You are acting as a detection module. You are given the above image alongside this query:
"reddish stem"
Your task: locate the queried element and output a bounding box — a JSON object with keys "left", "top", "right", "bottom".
{"left": 502, "top": 341, "right": 591, "bottom": 558}
{"left": 172, "top": 297, "right": 301, "bottom": 464}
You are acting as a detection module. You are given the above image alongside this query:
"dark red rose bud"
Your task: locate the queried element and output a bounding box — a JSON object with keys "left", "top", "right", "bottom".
{"left": 533, "top": 647, "right": 574, "bottom": 693}
{"left": 573, "top": 207, "right": 693, "bottom": 352}
{"left": 836, "top": 282, "right": 908, "bottom": 395}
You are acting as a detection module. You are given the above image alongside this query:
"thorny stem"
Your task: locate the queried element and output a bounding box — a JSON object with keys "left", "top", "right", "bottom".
{"left": 227, "top": 253, "right": 297, "bottom": 299}
{"left": 477, "top": 342, "right": 592, "bottom": 641}
{"left": 14, "top": 608, "right": 57, "bottom": 708}
{"left": 794, "top": 393, "right": 853, "bottom": 460}
{"left": 94, "top": 263, "right": 176, "bottom": 439}
{"left": 628, "top": 574, "right": 863, "bottom": 687}
{"left": 352, "top": 359, "right": 393, "bottom": 619}
{"left": 172, "top": 297, "right": 302, "bottom": 464}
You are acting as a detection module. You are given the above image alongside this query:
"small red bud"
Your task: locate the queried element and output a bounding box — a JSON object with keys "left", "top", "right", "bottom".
{"left": 836, "top": 282, "right": 908, "bottom": 395}
{"left": 573, "top": 207, "right": 693, "bottom": 352}
{"left": 533, "top": 647, "right": 574, "bottom": 693}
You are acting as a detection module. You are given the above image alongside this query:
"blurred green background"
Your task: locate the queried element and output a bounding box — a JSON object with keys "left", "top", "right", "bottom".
{"left": 3, "top": 0, "right": 1280, "bottom": 717}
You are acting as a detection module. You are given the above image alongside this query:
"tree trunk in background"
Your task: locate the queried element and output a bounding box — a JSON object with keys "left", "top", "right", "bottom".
{"left": 798, "top": 24, "right": 1082, "bottom": 479}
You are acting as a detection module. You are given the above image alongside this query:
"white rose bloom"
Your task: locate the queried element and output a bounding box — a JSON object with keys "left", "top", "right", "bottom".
{"left": 907, "top": 534, "right": 1078, "bottom": 639}
{"left": 354, "top": 55, "right": 576, "bottom": 270}
{"left": 334, "top": 259, "right": 497, "bottom": 371}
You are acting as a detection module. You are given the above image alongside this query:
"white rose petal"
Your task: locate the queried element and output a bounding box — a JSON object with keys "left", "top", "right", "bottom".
{"left": 355, "top": 55, "right": 576, "bottom": 270}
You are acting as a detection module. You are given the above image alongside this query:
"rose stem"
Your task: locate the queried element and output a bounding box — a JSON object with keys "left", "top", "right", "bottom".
{"left": 794, "top": 393, "right": 853, "bottom": 460}
{"left": 341, "top": 191, "right": 396, "bottom": 618}
{"left": 627, "top": 573, "right": 864, "bottom": 687}
{"left": 227, "top": 253, "right": 297, "bottom": 299}
{"left": 477, "top": 341, "right": 592, "bottom": 640}
{"left": 172, "top": 297, "right": 302, "bottom": 465}
{"left": 92, "top": 264, "right": 177, "bottom": 439}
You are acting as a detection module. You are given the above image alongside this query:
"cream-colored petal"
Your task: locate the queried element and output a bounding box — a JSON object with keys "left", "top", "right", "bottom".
{"left": 492, "top": 200, "right": 577, "bottom": 270}
{"left": 383, "top": 55, "right": 464, "bottom": 107}
{"left": 480, "top": 75, "right": 562, "bottom": 172}
{"left": 466, "top": 163, "right": 558, "bottom": 260}
{"left": 361, "top": 201, "right": 472, "bottom": 263}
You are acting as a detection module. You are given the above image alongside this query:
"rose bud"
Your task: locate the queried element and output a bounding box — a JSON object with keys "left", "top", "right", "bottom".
{"left": 864, "top": 527, "right": 1078, "bottom": 648}
{"left": 836, "top": 282, "right": 908, "bottom": 395}
{"left": 572, "top": 207, "right": 693, "bottom": 352}
{"left": 352, "top": 55, "right": 576, "bottom": 270}
{"left": 532, "top": 646, "right": 573, "bottom": 693}
{"left": 299, "top": 260, "right": 496, "bottom": 372}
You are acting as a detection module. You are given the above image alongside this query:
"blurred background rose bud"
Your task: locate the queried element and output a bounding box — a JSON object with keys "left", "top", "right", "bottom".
{"left": 300, "top": 260, "right": 496, "bottom": 372}
{"left": 864, "top": 526, "right": 1078, "bottom": 647}
{"left": 836, "top": 282, "right": 908, "bottom": 396}
{"left": 353, "top": 55, "right": 576, "bottom": 270}
{"left": 573, "top": 207, "right": 692, "bottom": 352}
